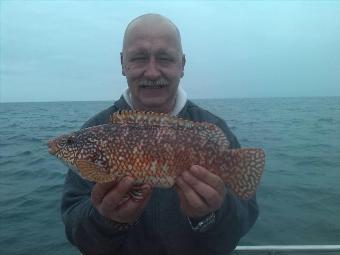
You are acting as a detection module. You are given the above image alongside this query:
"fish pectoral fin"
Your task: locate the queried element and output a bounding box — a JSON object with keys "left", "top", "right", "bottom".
{"left": 74, "top": 159, "right": 115, "bottom": 183}
{"left": 221, "top": 148, "right": 265, "bottom": 200}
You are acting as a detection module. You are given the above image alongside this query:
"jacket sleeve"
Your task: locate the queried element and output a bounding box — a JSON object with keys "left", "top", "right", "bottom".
{"left": 60, "top": 107, "right": 132, "bottom": 255}
{"left": 61, "top": 169, "right": 133, "bottom": 255}
{"left": 191, "top": 117, "right": 259, "bottom": 254}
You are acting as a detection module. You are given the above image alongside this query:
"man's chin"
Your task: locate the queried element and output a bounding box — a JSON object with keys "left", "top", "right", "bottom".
{"left": 141, "top": 102, "right": 167, "bottom": 112}
{"left": 136, "top": 98, "right": 173, "bottom": 113}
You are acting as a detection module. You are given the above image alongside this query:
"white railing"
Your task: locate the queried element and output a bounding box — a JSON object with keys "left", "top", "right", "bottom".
{"left": 233, "top": 245, "right": 340, "bottom": 254}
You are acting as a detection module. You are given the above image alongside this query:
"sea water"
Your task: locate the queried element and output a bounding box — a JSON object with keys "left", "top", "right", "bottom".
{"left": 1, "top": 97, "right": 339, "bottom": 254}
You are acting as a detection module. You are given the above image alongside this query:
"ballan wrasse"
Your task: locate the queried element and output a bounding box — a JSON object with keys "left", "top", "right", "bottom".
{"left": 48, "top": 111, "right": 265, "bottom": 200}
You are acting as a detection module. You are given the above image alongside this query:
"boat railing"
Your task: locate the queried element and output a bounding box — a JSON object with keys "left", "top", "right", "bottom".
{"left": 232, "top": 245, "right": 340, "bottom": 255}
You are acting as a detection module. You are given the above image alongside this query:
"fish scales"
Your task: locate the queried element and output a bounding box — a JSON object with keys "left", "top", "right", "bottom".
{"left": 77, "top": 123, "right": 228, "bottom": 186}
{"left": 48, "top": 111, "right": 265, "bottom": 200}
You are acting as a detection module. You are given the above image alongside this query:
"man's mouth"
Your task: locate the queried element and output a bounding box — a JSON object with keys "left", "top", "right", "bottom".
{"left": 140, "top": 84, "right": 167, "bottom": 89}
{"left": 139, "top": 79, "right": 169, "bottom": 89}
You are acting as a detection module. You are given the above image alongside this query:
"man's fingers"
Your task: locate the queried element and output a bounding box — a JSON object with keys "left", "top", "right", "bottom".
{"left": 176, "top": 175, "right": 207, "bottom": 214}
{"left": 175, "top": 183, "right": 192, "bottom": 214}
{"left": 175, "top": 184, "right": 186, "bottom": 205}
{"left": 101, "top": 176, "right": 135, "bottom": 209}
{"left": 91, "top": 178, "right": 117, "bottom": 206}
{"left": 116, "top": 186, "right": 152, "bottom": 222}
{"left": 190, "top": 165, "right": 226, "bottom": 196}
{"left": 181, "top": 169, "right": 221, "bottom": 208}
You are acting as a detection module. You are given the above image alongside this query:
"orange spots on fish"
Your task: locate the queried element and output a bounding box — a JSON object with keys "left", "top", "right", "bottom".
{"left": 48, "top": 111, "right": 265, "bottom": 200}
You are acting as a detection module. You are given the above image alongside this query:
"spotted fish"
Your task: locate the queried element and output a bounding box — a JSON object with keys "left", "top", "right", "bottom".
{"left": 48, "top": 111, "right": 265, "bottom": 199}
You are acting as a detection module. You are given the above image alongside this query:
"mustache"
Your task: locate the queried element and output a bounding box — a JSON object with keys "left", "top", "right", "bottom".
{"left": 139, "top": 78, "right": 169, "bottom": 87}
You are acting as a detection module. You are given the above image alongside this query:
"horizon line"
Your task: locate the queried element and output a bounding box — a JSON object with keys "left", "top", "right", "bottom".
{"left": 1, "top": 95, "right": 339, "bottom": 104}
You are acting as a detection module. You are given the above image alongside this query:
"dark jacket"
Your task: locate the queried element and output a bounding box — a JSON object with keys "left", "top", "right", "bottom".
{"left": 61, "top": 96, "right": 258, "bottom": 255}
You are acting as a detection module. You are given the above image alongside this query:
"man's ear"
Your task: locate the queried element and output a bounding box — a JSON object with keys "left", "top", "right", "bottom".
{"left": 181, "top": 54, "right": 186, "bottom": 78}
{"left": 120, "top": 52, "right": 126, "bottom": 76}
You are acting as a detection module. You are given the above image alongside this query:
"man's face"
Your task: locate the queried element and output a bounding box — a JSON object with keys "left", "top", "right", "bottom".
{"left": 121, "top": 22, "right": 185, "bottom": 113}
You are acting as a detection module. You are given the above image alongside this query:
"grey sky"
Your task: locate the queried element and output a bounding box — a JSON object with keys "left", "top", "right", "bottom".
{"left": 1, "top": 1, "right": 339, "bottom": 102}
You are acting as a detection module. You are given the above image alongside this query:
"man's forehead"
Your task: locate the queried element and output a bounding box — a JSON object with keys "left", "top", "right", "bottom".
{"left": 126, "top": 45, "right": 179, "bottom": 56}
{"left": 123, "top": 32, "right": 182, "bottom": 56}
{"left": 125, "top": 24, "right": 178, "bottom": 43}
{"left": 125, "top": 14, "right": 179, "bottom": 38}
{"left": 123, "top": 15, "right": 182, "bottom": 52}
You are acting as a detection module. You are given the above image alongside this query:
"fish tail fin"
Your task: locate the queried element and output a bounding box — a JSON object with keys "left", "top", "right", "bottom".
{"left": 218, "top": 148, "right": 265, "bottom": 200}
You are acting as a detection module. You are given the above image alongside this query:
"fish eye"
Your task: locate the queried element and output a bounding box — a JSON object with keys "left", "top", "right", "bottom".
{"left": 66, "top": 137, "right": 75, "bottom": 145}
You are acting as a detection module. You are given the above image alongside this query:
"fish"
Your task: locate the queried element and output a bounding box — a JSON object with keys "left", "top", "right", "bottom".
{"left": 48, "top": 110, "right": 265, "bottom": 200}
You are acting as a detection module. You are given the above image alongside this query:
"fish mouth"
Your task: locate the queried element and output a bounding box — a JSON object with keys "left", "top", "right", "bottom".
{"left": 47, "top": 139, "right": 59, "bottom": 155}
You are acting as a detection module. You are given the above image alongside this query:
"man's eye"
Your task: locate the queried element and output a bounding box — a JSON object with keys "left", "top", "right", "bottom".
{"left": 131, "top": 57, "right": 147, "bottom": 61}
{"left": 158, "top": 57, "right": 173, "bottom": 63}
{"left": 159, "top": 56, "right": 172, "bottom": 61}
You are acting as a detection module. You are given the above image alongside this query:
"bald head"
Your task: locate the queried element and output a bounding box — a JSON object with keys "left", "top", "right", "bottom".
{"left": 119, "top": 14, "right": 186, "bottom": 113}
{"left": 122, "top": 14, "right": 183, "bottom": 54}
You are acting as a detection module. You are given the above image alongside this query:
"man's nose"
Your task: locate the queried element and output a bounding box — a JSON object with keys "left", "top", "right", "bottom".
{"left": 144, "top": 58, "right": 161, "bottom": 79}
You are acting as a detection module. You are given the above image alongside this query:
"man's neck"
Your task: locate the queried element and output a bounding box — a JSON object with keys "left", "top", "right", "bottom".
{"left": 122, "top": 86, "right": 187, "bottom": 116}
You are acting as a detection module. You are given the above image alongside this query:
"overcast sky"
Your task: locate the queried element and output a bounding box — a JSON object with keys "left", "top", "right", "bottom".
{"left": 1, "top": 1, "right": 339, "bottom": 102}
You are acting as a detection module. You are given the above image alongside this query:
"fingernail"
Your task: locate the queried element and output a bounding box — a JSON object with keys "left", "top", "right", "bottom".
{"left": 142, "top": 186, "right": 150, "bottom": 194}
{"left": 124, "top": 177, "right": 133, "bottom": 185}
{"left": 118, "top": 196, "right": 130, "bottom": 205}
{"left": 191, "top": 165, "right": 200, "bottom": 175}
{"left": 109, "top": 177, "right": 117, "bottom": 185}
{"left": 191, "top": 165, "right": 198, "bottom": 171}
{"left": 183, "top": 170, "right": 190, "bottom": 177}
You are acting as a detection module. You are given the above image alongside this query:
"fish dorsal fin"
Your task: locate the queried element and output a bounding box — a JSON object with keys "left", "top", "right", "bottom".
{"left": 74, "top": 159, "right": 116, "bottom": 183}
{"left": 110, "top": 110, "right": 230, "bottom": 148}
{"left": 110, "top": 110, "right": 195, "bottom": 128}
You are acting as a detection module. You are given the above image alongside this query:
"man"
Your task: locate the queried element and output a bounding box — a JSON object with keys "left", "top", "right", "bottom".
{"left": 61, "top": 14, "right": 258, "bottom": 255}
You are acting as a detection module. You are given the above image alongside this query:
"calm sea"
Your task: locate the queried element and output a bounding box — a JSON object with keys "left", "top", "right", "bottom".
{"left": 1, "top": 97, "right": 339, "bottom": 254}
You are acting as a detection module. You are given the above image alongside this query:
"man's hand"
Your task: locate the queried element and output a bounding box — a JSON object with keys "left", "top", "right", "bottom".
{"left": 175, "top": 165, "right": 226, "bottom": 219}
{"left": 91, "top": 176, "right": 152, "bottom": 223}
